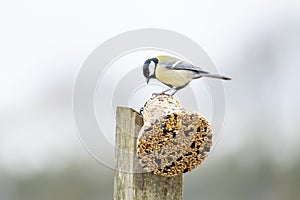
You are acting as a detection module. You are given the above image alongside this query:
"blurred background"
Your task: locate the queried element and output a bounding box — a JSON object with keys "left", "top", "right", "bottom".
{"left": 1, "top": 0, "right": 300, "bottom": 200}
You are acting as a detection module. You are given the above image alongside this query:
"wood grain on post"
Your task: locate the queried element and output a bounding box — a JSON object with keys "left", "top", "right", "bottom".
{"left": 114, "top": 107, "right": 183, "bottom": 200}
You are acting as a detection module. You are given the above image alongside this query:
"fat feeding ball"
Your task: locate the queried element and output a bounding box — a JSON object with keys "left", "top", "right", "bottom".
{"left": 137, "top": 94, "right": 213, "bottom": 177}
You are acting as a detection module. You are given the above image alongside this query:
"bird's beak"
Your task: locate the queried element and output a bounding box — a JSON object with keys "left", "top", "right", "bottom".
{"left": 146, "top": 77, "right": 150, "bottom": 84}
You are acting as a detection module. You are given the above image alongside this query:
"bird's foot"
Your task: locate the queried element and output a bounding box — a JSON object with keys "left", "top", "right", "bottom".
{"left": 151, "top": 92, "right": 172, "bottom": 97}
{"left": 152, "top": 88, "right": 175, "bottom": 97}
{"left": 151, "top": 92, "right": 160, "bottom": 97}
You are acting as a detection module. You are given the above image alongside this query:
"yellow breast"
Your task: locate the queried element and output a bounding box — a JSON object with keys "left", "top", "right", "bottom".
{"left": 155, "top": 66, "right": 194, "bottom": 88}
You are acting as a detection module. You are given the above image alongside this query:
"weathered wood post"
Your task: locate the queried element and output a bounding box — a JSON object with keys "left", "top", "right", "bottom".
{"left": 114, "top": 107, "right": 183, "bottom": 200}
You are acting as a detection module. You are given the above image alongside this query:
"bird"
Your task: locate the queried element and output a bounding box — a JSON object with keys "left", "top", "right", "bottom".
{"left": 143, "top": 55, "right": 231, "bottom": 95}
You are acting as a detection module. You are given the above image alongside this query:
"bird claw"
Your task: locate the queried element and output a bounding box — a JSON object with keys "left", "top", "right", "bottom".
{"left": 151, "top": 92, "right": 172, "bottom": 97}
{"left": 151, "top": 92, "right": 161, "bottom": 97}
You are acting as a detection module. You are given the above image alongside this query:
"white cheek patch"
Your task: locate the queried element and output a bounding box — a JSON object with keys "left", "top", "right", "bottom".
{"left": 149, "top": 61, "right": 156, "bottom": 75}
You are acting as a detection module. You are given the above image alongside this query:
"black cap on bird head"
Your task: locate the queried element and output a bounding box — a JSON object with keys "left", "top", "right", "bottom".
{"left": 143, "top": 57, "right": 158, "bottom": 84}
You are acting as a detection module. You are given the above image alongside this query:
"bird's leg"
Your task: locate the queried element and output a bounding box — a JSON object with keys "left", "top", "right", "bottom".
{"left": 170, "top": 84, "right": 188, "bottom": 96}
{"left": 160, "top": 88, "right": 174, "bottom": 94}
{"left": 171, "top": 89, "right": 179, "bottom": 96}
{"left": 152, "top": 88, "right": 174, "bottom": 96}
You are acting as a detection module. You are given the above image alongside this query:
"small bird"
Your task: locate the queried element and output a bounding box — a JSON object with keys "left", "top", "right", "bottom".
{"left": 143, "top": 55, "right": 231, "bottom": 95}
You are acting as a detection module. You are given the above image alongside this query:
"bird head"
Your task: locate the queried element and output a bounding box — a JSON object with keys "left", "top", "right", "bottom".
{"left": 143, "top": 57, "right": 158, "bottom": 84}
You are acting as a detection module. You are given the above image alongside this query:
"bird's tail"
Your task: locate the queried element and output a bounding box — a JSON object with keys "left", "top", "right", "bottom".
{"left": 198, "top": 73, "right": 231, "bottom": 80}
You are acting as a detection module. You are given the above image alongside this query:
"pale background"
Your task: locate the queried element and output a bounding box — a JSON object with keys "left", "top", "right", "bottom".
{"left": 1, "top": 0, "right": 300, "bottom": 200}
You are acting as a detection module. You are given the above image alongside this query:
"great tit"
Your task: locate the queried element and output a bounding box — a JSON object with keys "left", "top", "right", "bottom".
{"left": 143, "top": 55, "right": 231, "bottom": 95}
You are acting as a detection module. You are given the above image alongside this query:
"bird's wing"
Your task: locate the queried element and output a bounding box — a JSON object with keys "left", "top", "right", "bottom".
{"left": 171, "top": 61, "right": 209, "bottom": 74}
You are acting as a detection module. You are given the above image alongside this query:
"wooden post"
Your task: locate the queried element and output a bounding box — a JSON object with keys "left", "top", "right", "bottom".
{"left": 114, "top": 107, "right": 183, "bottom": 200}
